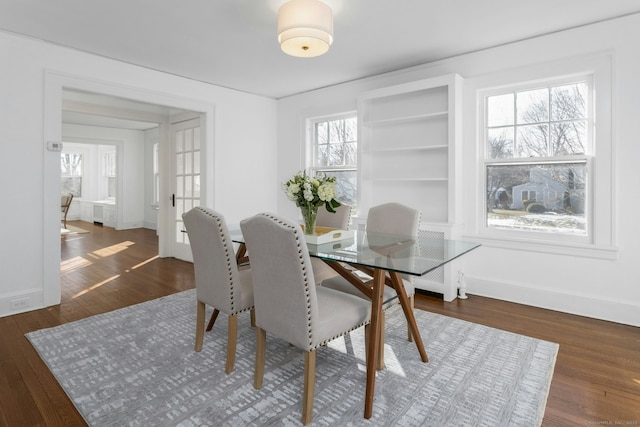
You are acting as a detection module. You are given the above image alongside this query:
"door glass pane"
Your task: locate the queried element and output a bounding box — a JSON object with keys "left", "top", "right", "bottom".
{"left": 194, "top": 175, "right": 201, "bottom": 198}
{"left": 185, "top": 129, "right": 193, "bottom": 152}
{"left": 176, "top": 153, "right": 184, "bottom": 175}
{"left": 194, "top": 151, "right": 200, "bottom": 174}
{"left": 185, "top": 152, "right": 193, "bottom": 175}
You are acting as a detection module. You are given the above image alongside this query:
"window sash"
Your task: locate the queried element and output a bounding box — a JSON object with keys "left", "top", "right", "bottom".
{"left": 481, "top": 76, "right": 593, "bottom": 242}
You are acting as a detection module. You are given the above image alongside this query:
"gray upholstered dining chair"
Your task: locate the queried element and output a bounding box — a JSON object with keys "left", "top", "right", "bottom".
{"left": 182, "top": 207, "right": 255, "bottom": 374}
{"left": 321, "top": 202, "right": 421, "bottom": 368}
{"left": 311, "top": 203, "right": 353, "bottom": 284}
{"left": 240, "top": 213, "right": 371, "bottom": 425}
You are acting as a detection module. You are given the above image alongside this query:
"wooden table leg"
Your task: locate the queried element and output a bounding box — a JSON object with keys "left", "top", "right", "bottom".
{"left": 364, "top": 268, "right": 386, "bottom": 419}
{"left": 389, "top": 271, "right": 428, "bottom": 363}
{"left": 235, "top": 243, "right": 249, "bottom": 265}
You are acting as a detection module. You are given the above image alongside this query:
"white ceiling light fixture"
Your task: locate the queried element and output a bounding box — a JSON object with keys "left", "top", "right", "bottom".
{"left": 277, "top": 0, "right": 334, "bottom": 58}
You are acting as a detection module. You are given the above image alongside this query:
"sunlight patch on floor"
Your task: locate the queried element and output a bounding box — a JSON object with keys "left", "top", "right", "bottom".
{"left": 128, "top": 255, "right": 160, "bottom": 271}
{"left": 92, "top": 241, "right": 135, "bottom": 257}
{"left": 61, "top": 256, "right": 93, "bottom": 272}
{"left": 72, "top": 274, "right": 120, "bottom": 299}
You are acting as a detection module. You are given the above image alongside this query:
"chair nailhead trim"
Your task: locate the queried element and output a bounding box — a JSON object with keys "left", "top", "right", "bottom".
{"left": 196, "top": 207, "right": 237, "bottom": 312}
{"left": 259, "top": 213, "right": 315, "bottom": 348}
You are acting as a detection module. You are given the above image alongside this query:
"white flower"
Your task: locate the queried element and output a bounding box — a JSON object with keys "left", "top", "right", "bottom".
{"left": 282, "top": 170, "right": 341, "bottom": 210}
{"left": 303, "top": 188, "right": 314, "bottom": 201}
{"left": 317, "top": 183, "right": 337, "bottom": 201}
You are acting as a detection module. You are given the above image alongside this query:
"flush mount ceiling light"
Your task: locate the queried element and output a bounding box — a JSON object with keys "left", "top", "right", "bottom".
{"left": 277, "top": 0, "right": 334, "bottom": 58}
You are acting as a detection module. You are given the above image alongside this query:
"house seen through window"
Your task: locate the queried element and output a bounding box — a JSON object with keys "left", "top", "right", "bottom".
{"left": 485, "top": 80, "right": 590, "bottom": 236}
{"left": 310, "top": 114, "right": 357, "bottom": 207}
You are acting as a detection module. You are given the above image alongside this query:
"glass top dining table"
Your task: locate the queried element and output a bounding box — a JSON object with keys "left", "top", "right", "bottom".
{"left": 228, "top": 226, "right": 480, "bottom": 419}
{"left": 229, "top": 227, "right": 480, "bottom": 278}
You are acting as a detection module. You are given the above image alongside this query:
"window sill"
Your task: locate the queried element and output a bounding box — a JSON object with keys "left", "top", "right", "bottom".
{"left": 461, "top": 233, "right": 618, "bottom": 260}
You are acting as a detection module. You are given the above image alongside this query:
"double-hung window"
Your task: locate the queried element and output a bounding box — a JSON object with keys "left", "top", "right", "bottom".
{"left": 483, "top": 77, "right": 592, "bottom": 241}
{"left": 309, "top": 114, "right": 358, "bottom": 207}
{"left": 61, "top": 152, "right": 83, "bottom": 197}
{"left": 104, "top": 150, "right": 116, "bottom": 199}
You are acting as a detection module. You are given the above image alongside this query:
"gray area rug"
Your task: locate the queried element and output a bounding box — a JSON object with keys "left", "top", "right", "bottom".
{"left": 27, "top": 290, "right": 558, "bottom": 426}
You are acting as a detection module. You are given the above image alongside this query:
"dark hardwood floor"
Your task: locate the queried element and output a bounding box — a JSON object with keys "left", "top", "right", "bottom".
{"left": 0, "top": 221, "right": 638, "bottom": 426}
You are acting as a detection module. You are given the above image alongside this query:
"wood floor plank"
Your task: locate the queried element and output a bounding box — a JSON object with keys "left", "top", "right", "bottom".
{"left": 0, "top": 221, "right": 637, "bottom": 426}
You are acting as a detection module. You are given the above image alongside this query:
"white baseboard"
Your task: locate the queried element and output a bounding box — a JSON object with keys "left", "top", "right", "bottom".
{"left": 465, "top": 275, "right": 640, "bottom": 327}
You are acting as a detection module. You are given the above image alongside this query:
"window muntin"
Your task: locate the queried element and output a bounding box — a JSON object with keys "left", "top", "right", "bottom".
{"left": 61, "top": 152, "right": 83, "bottom": 197}
{"left": 310, "top": 115, "right": 357, "bottom": 207}
{"left": 484, "top": 79, "right": 591, "bottom": 237}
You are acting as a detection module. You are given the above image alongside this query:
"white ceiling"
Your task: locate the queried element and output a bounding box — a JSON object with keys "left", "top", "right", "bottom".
{"left": 2, "top": 1, "right": 640, "bottom": 100}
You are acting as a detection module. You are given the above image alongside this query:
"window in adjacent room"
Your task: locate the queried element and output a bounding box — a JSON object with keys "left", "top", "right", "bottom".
{"left": 484, "top": 79, "right": 591, "bottom": 238}
{"left": 104, "top": 150, "right": 116, "bottom": 199}
{"left": 309, "top": 114, "right": 358, "bottom": 207}
{"left": 153, "top": 142, "right": 160, "bottom": 207}
{"left": 61, "top": 152, "right": 83, "bottom": 197}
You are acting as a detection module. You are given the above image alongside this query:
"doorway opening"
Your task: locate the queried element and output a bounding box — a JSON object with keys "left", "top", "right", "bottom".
{"left": 44, "top": 71, "right": 214, "bottom": 308}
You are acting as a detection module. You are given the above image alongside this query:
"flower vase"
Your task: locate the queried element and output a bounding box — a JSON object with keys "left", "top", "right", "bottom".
{"left": 300, "top": 205, "right": 318, "bottom": 235}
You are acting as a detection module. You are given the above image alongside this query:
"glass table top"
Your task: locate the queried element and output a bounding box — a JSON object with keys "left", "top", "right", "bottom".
{"left": 229, "top": 227, "right": 480, "bottom": 277}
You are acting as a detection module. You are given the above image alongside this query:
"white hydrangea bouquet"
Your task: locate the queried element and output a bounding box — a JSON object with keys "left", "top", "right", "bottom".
{"left": 282, "top": 171, "right": 341, "bottom": 235}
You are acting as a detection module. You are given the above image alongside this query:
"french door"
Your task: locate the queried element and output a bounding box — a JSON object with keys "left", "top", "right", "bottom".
{"left": 170, "top": 118, "right": 201, "bottom": 261}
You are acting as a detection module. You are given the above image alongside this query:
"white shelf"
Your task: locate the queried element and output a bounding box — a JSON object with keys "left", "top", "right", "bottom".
{"left": 363, "top": 111, "right": 447, "bottom": 127}
{"left": 372, "top": 144, "right": 448, "bottom": 153}
{"left": 358, "top": 73, "right": 463, "bottom": 300}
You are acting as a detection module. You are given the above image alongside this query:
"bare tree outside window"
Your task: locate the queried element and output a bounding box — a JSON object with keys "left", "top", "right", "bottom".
{"left": 61, "top": 153, "right": 83, "bottom": 197}
{"left": 485, "top": 81, "right": 589, "bottom": 235}
{"left": 311, "top": 115, "right": 357, "bottom": 207}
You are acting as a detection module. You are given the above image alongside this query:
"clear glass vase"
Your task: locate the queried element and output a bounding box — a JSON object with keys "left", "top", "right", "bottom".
{"left": 300, "top": 205, "right": 318, "bottom": 235}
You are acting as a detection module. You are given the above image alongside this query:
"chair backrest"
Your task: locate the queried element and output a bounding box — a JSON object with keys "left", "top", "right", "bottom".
{"left": 316, "top": 204, "right": 352, "bottom": 229}
{"left": 182, "top": 207, "right": 242, "bottom": 314}
{"left": 366, "top": 202, "right": 421, "bottom": 237}
{"left": 61, "top": 193, "right": 73, "bottom": 213}
{"left": 240, "top": 213, "right": 318, "bottom": 350}
{"left": 367, "top": 203, "right": 421, "bottom": 281}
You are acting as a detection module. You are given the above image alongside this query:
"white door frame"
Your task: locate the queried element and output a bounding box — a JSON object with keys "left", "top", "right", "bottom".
{"left": 44, "top": 71, "right": 214, "bottom": 307}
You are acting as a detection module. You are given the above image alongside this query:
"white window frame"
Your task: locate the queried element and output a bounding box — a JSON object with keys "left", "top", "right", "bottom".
{"left": 482, "top": 75, "right": 594, "bottom": 244}
{"left": 61, "top": 151, "right": 84, "bottom": 198}
{"left": 469, "top": 54, "right": 617, "bottom": 259}
{"left": 102, "top": 149, "right": 117, "bottom": 200}
{"left": 307, "top": 112, "right": 358, "bottom": 207}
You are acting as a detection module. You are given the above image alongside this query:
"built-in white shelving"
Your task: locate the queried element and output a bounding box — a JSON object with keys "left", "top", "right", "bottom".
{"left": 358, "top": 73, "right": 463, "bottom": 300}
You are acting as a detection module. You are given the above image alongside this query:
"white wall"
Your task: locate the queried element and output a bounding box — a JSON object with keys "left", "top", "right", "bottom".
{"left": 0, "top": 31, "right": 277, "bottom": 317}
{"left": 277, "top": 14, "right": 640, "bottom": 326}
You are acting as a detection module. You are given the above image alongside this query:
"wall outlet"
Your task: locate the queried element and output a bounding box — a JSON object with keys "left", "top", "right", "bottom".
{"left": 10, "top": 297, "right": 29, "bottom": 310}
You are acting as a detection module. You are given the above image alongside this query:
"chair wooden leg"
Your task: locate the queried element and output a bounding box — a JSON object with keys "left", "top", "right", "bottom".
{"left": 225, "top": 314, "right": 238, "bottom": 374}
{"left": 408, "top": 295, "right": 414, "bottom": 342}
{"left": 206, "top": 308, "right": 220, "bottom": 332}
{"left": 250, "top": 308, "right": 256, "bottom": 327}
{"left": 302, "top": 350, "right": 316, "bottom": 425}
{"left": 195, "top": 301, "right": 206, "bottom": 352}
{"left": 254, "top": 327, "right": 266, "bottom": 389}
